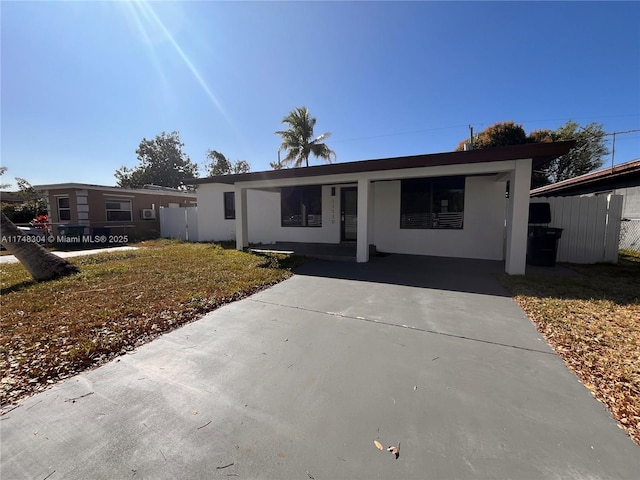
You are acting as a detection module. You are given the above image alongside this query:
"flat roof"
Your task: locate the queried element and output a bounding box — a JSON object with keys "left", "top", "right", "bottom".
{"left": 34, "top": 183, "right": 197, "bottom": 197}
{"left": 531, "top": 158, "right": 640, "bottom": 196}
{"left": 188, "top": 141, "right": 576, "bottom": 185}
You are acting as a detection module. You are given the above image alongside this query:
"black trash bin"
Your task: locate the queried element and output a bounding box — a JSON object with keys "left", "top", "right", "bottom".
{"left": 58, "top": 225, "right": 86, "bottom": 243}
{"left": 527, "top": 203, "right": 563, "bottom": 267}
{"left": 527, "top": 226, "right": 563, "bottom": 266}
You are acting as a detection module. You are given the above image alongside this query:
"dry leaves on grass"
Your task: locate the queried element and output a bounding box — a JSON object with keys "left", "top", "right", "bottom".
{"left": 0, "top": 241, "right": 300, "bottom": 408}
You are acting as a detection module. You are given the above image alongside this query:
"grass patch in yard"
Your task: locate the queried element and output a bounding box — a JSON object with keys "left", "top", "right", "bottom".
{"left": 0, "top": 239, "right": 306, "bottom": 408}
{"left": 501, "top": 251, "right": 640, "bottom": 445}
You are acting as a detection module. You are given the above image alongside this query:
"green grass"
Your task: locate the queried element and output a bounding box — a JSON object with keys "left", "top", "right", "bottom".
{"left": 501, "top": 251, "right": 640, "bottom": 444}
{"left": 0, "top": 240, "right": 306, "bottom": 407}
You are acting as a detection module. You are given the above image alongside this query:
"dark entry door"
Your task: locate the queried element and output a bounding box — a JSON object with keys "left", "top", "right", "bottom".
{"left": 341, "top": 187, "right": 358, "bottom": 241}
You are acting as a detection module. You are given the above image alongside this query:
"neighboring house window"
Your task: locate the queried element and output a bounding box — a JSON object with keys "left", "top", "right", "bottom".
{"left": 400, "top": 176, "right": 465, "bottom": 229}
{"left": 105, "top": 199, "right": 132, "bottom": 222}
{"left": 57, "top": 197, "right": 71, "bottom": 221}
{"left": 281, "top": 185, "right": 322, "bottom": 227}
{"left": 224, "top": 192, "right": 235, "bottom": 219}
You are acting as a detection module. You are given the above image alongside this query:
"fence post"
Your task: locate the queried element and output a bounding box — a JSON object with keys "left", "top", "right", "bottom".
{"left": 184, "top": 208, "right": 189, "bottom": 242}
{"left": 604, "top": 195, "right": 623, "bottom": 262}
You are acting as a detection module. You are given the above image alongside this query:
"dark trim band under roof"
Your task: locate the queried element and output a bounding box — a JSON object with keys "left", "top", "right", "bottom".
{"left": 188, "top": 141, "right": 575, "bottom": 185}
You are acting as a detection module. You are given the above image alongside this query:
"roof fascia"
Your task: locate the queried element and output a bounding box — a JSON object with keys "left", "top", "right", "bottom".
{"left": 233, "top": 159, "right": 522, "bottom": 190}
{"left": 35, "top": 183, "right": 196, "bottom": 197}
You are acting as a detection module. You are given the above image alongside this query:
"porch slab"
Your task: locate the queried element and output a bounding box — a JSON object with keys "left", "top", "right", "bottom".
{"left": 251, "top": 243, "right": 579, "bottom": 276}
{"left": 251, "top": 241, "right": 359, "bottom": 262}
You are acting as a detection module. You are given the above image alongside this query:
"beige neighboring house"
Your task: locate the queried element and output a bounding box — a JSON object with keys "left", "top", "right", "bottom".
{"left": 34, "top": 183, "right": 197, "bottom": 242}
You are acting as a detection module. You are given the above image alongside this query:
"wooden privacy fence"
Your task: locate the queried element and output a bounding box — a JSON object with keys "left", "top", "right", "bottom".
{"left": 159, "top": 206, "right": 198, "bottom": 241}
{"left": 530, "top": 195, "right": 623, "bottom": 263}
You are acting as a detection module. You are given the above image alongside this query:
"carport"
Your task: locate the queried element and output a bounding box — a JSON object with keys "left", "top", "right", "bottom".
{"left": 190, "top": 141, "right": 575, "bottom": 275}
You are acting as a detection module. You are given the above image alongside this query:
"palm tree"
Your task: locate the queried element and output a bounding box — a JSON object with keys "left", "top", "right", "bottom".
{"left": 1, "top": 212, "right": 79, "bottom": 281}
{"left": 275, "top": 106, "right": 336, "bottom": 168}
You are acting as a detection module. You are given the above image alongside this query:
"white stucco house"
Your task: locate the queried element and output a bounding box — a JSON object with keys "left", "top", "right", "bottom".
{"left": 188, "top": 141, "right": 574, "bottom": 275}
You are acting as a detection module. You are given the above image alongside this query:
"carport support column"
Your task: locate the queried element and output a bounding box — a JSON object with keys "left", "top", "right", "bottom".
{"left": 356, "top": 178, "right": 370, "bottom": 263}
{"left": 505, "top": 159, "right": 532, "bottom": 275}
{"left": 235, "top": 186, "right": 248, "bottom": 251}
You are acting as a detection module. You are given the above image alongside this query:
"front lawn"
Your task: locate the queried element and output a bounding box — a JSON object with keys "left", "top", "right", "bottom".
{"left": 501, "top": 250, "right": 640, "bottom": 445}
{"left": 0, "top": 240, "right": 302, "bottom": 408}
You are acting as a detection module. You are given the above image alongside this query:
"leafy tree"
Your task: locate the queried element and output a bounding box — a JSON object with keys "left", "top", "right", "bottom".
{"left": 455, "top": 120, "right": 608, "bottom": 187}
{"left": 0, "top": 174, "right": 47, "bottom": 224}
{"left": 1, "top": 212, "right": 79, "bottom": 281}
{"left": 528, "top": 129, "right": 553, "bottom": 144}
{"left": 455, "top": 121, "right": 527, "bottom": 151}
{"left": 544, "top": 120, "right": 608, "bottom": 184}
{"left": 15, "top": 178, "right": 47, "bottom": 218}
{"left": 525, "top": 129, "right": 558, "bottom": 187}
{"left": 275, "top": 106, "right": 336, "bottom": 168}
{"left": 115, "top": 131, "right": 199, "bottom": 189}
{"left": 205, "top": 150, "right": 250, "bottom": 176}
{"left": 269, "top": 150, "right": 285, "bottom": 170}
{"left": 0, "top": 166, "right": 9, "bottom": 189}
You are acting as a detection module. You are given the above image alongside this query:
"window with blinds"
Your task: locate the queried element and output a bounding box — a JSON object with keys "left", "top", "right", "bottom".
{"left": 400, "top": 176, "right": 465, "bottom": 229}
{"left": 105, "top": 200, "right": 132, "bottom": 222}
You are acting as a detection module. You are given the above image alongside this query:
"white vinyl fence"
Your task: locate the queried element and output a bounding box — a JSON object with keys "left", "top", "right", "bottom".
{"left": 159, "top": 206, "right": 199, "bottom": 241}
{"left": 531, "top": 195, "right": 623, "bottom": 263}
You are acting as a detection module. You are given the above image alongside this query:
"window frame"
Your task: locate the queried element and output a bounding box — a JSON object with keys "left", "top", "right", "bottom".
{"left": 400, "top": 176, "right": 465, "bottom": 230}
{"left": 57, "top": 196, "right": 71, "bottom": 221}
{"left": 280, "top": 185, "right": 322, "bottom": 228}
{"left": 224, "top": 191, "right": 235, "bottom": 220}
{"left": 105, "top": 199, "right": 133, "bottom": 222}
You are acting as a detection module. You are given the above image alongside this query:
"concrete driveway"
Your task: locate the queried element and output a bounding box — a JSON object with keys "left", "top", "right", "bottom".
{"left": 1, "top": 255, "right": 638, "bottom": 479}
{"left": 0, "top": 246, "right": 138, "bottom": 264}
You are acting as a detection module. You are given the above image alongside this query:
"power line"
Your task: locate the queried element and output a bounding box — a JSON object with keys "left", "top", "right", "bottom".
{"left": 512, "top": 113, "right": 639, "bottom": 125}
{"left": 607, "top": 129, "right": 640, "bottom": 168}
{"left": 331, "top": 115, "right": 639, "bottom": 145}
{"left": 254, "top": 119, "right": 639, "bottom": 163}
{"left": 604, "top": 129, "right": 640, "bottom": 136}
{"left": 330, "top": 124, "right": 468, "bottom": 144}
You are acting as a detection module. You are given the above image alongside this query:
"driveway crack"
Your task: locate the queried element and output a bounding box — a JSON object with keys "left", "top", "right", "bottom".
{"left": 249, "top": 298, "right": 555, "bottom": 355}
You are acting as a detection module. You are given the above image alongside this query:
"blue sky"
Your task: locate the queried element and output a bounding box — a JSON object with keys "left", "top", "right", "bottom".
{"left": 1, "top": 1, "right": 639, "bottom": 188}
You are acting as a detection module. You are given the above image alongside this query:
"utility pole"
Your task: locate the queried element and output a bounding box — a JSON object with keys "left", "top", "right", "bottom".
{"left": 606, "top": 129, "right": 640, "bottom": 171}
{"left": 611, "top": 132, "right": 616, "bottom": 173}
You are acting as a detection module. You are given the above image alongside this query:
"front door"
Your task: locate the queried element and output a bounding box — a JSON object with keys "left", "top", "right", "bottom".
{"left": 341, "top": 187, "right": 358, "bottom": 241}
